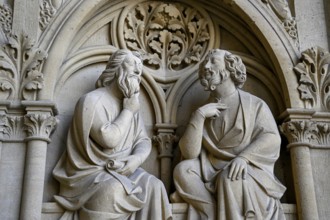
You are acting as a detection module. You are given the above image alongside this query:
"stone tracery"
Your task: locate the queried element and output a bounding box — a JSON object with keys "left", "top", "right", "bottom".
{"left": 122, "top": 2, "right": 213, "bottom": 78}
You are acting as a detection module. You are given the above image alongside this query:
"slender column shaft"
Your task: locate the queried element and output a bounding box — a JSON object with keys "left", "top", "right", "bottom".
{"left": 19, "top": 107, "right": 57, "bottom": 220}
{"left": 290, "top": 145, "right": 319, "bottom": 220}
{"left": 160, "top": 155, "right": 172, "bottom": 194}
{"left": 20, "top": 139, "right": 48, "bottom": 220}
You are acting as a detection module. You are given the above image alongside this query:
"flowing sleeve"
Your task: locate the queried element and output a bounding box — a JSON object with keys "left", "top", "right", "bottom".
{"left": 239, "top": 99, "right": 281, "bottom": 174}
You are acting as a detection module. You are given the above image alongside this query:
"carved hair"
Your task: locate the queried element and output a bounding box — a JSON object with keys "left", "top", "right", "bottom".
{"left": 224, "top": 52, "right": 246, "bottom": 88}
{"left": 199, "top": 49, "right": 247, "bottom": 89}
{"left": 96, "top": 49, "right": 142, "bottom": 88}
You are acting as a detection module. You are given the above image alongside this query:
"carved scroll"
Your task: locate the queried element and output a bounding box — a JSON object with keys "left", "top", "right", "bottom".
{"left": 123, "top": 2, "right": 211, "bottom": 73}
{"left": 0, "top": 34, "right": 47, "bottom": 100}
{"left": 294, "top": 47, "right": 330, "bottom": 111}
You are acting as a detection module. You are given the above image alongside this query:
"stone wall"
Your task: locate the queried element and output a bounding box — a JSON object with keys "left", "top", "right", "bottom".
{"left": 0, "top": 0, "right": 329, "bottom": 219}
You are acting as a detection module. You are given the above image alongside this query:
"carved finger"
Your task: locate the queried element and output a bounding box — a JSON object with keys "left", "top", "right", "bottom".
{"left": 119, "top": 167, "right": 130, "bottom": 176}
{"left": 228, "top": 163, "right": 236, "bottom": 179}
{"left": 232, "top": 164, "right": 240, "bottom": 181}
{"left": 242, "top": 167, "right": 247, "bottom": 180}
{"left": 216, "top": 103, "right": 228, "bottom": 110}
{"left": 236, "top": 166, "right": 244, "bottom": 180}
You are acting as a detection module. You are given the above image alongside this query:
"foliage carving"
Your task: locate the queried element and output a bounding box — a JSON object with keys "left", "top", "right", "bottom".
{"left": 0, "top": 34, "right": 47, "bottom": 100}
{"left": 124, "top": 2, "right": 211, "bottom": 72}
{"left": 280, "top": 121, "right": 330, "bottom": 146}
{"left": 294, "top": 47, "right": 330, "bottom": 111}
{"left": 24, "top": 113, "right": 57, "bottom": 139}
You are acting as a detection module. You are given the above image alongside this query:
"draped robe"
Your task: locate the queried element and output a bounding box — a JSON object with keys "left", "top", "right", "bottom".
{"left": 53, "top": 87, "right": 171, "bottom": 220}
{"left": 174, "top": 90, "right": 286, "bottom": 220}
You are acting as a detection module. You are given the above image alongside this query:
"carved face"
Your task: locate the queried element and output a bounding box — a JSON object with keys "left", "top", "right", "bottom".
{"left": 200, "top": 52, "right": 229, "bottom": 91}
{"left": 122, "top": 55, "right": 143, "bottom": 77}
{"left": 117, "top": 54, "right": 143, "bottom": 98}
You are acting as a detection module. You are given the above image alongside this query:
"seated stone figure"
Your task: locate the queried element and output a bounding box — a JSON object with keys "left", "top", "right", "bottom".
{"left": 173, "top": 49, "right": 286, "bottom": 220}
{"left": 53, "top": 49, "right": 172, "bottom": 220}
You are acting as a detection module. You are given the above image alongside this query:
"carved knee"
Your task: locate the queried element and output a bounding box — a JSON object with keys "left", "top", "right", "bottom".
{"left": 84, "top": 178, "right": 125, "bottom": 211}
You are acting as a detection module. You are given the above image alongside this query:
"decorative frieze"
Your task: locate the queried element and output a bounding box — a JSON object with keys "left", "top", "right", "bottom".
{"left": 40, "top": 0, "right": 63, "bottom": 30}
{"left": 123, "top": 2, "right": 211, "bottom": 74}
{"left": 294, "top": 47, "right": 330, "bottom": 111}
{"left": 0, "top": 34, "right": 47, "bottom": 100}
{"left": 24, "top": 113, "right": 57, "bottom": 142}
{"left": 280, "top": 120, "right": 330, "bottom": 147}
{"left": 0, "top": 4, "right": 13, "bottom": 37}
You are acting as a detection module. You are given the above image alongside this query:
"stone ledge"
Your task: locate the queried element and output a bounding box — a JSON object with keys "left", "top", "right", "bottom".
{"left": 42, "top": 202, "right": 297, "bottom": 220}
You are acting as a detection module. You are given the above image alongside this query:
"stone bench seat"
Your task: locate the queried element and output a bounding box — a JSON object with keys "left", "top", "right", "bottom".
{"left": 42, "top": 202, "right": 297, "bottom": 220}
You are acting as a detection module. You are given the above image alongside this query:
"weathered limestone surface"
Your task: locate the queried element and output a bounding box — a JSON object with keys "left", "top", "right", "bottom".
{"left": 173, "top": 49, "right": 286, "bottom": 219}
{"left": 52, "top": 49, "right": 172, "bottom": 219}
{"left": 0, "top": 0, "right": 329, "bottom": 219}
{"left": 295, "top": 0, "right": 329, "bottom": 51}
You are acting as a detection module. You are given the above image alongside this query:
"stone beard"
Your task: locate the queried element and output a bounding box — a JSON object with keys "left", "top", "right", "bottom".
{"left": 200, "top": 68, "right": 229, "bottom": 91}
{"left": 173, "top": 49, "right": 286, "bottom": 220}
{"left": 117, "top": 67, "right": 141, "bottom": 98}
{"left": 52, "top": 49, "right": 172, "bottom": 220}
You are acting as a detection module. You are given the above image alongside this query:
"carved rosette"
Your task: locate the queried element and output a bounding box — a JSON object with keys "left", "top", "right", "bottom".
{"left": 39, "top": 0, "right": 63, "bottom": 30}
{"left": 293, "top": 47, "right": 330, "bottom": 111}
{"left": 0, "top": 115, "right": 24, "bottom": 140}
{"left": 24, "top": 114, "right": 57, "bottom": 142}
{"left": 280, "top": 121, "right": 330, "bottom": 147}
{"left": 153, "top": 134, "right": 177, "bottom": 158}
{"left": 0, "top": 34, "right": 47, "bottom": 100}
{"left": 0, "top": 4, "right": 12, "bottom": 36}
{"left": 283, "top": 19, "right": 298, "bottom": 44}
{"left": 122, "top": 2, "right": 212, "bottom": 78}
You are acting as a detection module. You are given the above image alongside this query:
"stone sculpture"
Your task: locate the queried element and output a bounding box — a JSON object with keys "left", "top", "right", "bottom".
{"left": 53, "top": 49, "right": 172, "bottom": 220}
{"left": 173, "top": 49, "right": 286, "bottom": 220}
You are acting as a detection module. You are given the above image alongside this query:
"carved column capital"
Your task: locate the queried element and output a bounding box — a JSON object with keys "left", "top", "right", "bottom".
{"left": 280, "top": 120, "right": 330, "bottom": 148}
{"left": 0, "top": 115, "right": 25, "bottom": 141}
{"left": 153, "top": 133, "right": 178, "bottom": 158}
{"left": 24, "top": 113, "right": 57, "bottom": 142}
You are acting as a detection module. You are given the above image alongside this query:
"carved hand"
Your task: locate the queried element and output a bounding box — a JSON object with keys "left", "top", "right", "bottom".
{"left": 123, "top": 93, "right": 140, "bottom": 114}
{"left": 197, "top": 103, "right": 227, "bottom": 119}
{"left": 116, "top": 155, "right": 141, "bottom": 176}
{"left": 227, "top": 157, "right": 248, "bottom": 181}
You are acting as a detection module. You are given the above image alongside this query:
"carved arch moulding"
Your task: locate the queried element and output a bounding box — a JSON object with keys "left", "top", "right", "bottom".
{"left": 0, "top": 0, "right": 307, "bottom": 218}
{"left": 38, "top": 0, "right": 300, "bottom": 115}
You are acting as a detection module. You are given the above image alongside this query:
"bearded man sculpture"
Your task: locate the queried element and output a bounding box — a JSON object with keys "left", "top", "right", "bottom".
{"left": 173, "top": 49, "right": 286, "bottom": 220}
{"left": 53, "top": 49, "right": 172, "bottom": 220}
